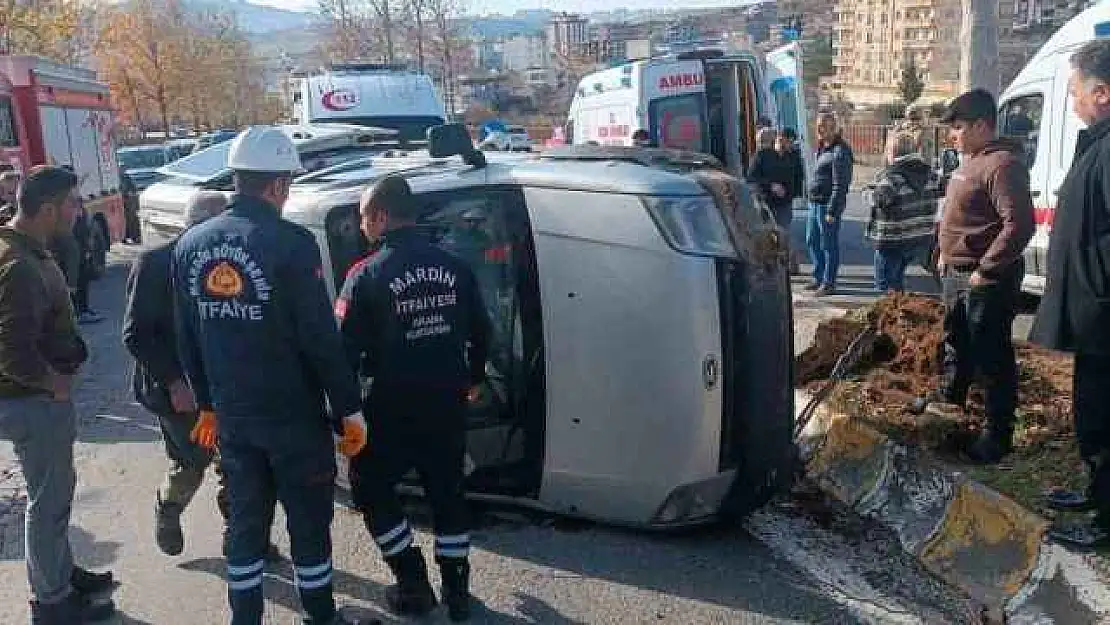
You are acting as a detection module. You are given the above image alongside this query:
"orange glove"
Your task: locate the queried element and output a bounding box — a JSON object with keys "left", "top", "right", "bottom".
{"left": 337, "top": 412, "right": 368, "bottom": 457}
{"left": 190, "top": 409, "right": 218, "bottom": 450}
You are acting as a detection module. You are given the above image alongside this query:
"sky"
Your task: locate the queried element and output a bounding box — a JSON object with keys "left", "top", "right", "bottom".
{"left": 248, "top": 0, "right": 752, "bottom": 16}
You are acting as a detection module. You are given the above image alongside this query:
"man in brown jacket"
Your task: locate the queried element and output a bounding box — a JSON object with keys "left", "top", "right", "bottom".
{"left": 914, "top": 89, "right": 1035, "bottom": 464}
{"left": 0, "top": 166, "right": 115, "bottom": 623}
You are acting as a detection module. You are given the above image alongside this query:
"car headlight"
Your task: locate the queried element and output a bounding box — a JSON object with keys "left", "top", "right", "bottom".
{"left": 641, "top": 196, "right": 738, "bottom": 259}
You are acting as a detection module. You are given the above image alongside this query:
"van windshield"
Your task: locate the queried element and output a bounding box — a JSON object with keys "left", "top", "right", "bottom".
{"left": 650, "top": 94, "right": 707, "bottom": 153}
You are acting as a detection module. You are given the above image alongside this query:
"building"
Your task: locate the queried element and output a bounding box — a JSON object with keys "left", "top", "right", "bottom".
{"left": 1013, "top": 0, "right": 1093, "bottom": 29}
{"left": 827, "top": 0, "right": 1088, "bottom": 108}
{"left": 503, "top": 33, "right": 549, "bottom": 72}
{"left": 547, "top": 12, "right": 589, "bottom": 58}
{"left": 830, "top": 0, "right": 966, "bottom": 107}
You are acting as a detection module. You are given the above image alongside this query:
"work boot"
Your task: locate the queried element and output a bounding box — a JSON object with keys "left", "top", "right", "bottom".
{"left": 71, "top": 567, "right": 115, "bottom": 597}
{"left": 383, "top": 547, "right": 437, "bottom": 616}
{"left": 30, "top": 592, "right": 115, "bottom": 624}
{"left": 438, "top": 556, "right": 472, "bottom": 622}
{"left": 155, "top": 496, "right": 185, "bottom": 556}
{"left": 814, "top": 284, "right": 836, "bottom": 297}
{"left": 803, "top": 281, "right": 821, "bottom": 291}
{"left": 966, "top": 429, "right": 1014, "bottom": 465}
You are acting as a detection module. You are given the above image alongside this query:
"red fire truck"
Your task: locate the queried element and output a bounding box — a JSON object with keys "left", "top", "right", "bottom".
{"left": 0, "top": 56, "right": 124, "bottom": 257}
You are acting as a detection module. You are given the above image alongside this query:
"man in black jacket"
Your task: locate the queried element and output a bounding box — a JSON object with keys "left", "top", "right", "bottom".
{"left": 337, "top": 175, "right": 490, "bottom": 622}
{"left": 123, "top": 191, "right": 251, "bottom": 557}
{"left": 1031, "top": 40, "right": 1110, "bottom": 548}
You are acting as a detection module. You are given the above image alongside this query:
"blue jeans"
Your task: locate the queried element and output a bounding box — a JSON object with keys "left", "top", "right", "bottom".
{"left": 873, "top": 247, "right": 914, "bottom": 292}
{"left": 806, "top": 202, "right": 841, "bottom": 286}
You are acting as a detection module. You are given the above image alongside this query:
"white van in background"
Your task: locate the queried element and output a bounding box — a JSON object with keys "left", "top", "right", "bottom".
{"left": 292, "top": 63, "right": 446, "bottom": 143}
{"left": 998, "top": 2, "right": 1110, "bottom": 295}
{"left": 565, "top": 43, "right": 811, "bottom": 179}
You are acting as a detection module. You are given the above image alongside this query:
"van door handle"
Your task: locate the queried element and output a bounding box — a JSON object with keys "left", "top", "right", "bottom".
{"left": 1031, "top": 190, "right": 1041, "bottom": 198}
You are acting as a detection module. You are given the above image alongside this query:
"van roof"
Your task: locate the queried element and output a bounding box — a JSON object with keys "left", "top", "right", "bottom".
{"left": 285, "top": 147, "right": 710, "bottom": 223}
{"left": 1007, "top": 2, "right": 1110, "bottom": 89}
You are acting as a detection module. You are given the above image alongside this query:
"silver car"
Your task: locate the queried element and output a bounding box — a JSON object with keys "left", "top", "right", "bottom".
{"left": 284, "top": 126, "right": 795, "bottom": 529}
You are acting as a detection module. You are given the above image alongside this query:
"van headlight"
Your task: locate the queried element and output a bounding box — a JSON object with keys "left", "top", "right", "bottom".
{"left": 641, "top": 196, "right": 738, "bottom": 259}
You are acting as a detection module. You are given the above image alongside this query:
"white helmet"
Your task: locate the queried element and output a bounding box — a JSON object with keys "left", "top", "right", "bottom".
{"left": 226, "top": 126, "right": 302, "bottom": 173}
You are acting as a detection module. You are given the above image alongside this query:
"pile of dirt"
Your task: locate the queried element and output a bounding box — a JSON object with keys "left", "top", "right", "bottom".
{"left": 796, "top": 293, "right": 1083, "bottom": 513}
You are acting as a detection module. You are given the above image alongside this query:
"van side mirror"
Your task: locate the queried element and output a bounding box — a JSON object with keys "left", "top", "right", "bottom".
{"left": 940, "top": 148, "right": 959, "bottom": 174}
{"left": 427, "top": 123, "right": 486, "bottom": 168}
{"left": 428, "top": 123, "right": 474, "bottom": 158}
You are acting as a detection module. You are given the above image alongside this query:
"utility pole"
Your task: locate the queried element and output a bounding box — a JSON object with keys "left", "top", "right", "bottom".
{"left": 959, "top": 0, "right": 1001, "bottom": 98}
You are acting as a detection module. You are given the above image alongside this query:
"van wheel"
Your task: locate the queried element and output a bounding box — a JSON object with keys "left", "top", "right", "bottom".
{"left": 88, "top": 218, "right": 109, "bottom": 280}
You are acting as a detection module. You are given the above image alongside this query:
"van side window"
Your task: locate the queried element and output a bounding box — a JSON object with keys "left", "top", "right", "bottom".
{"left": 418, "top": 188, "right": 525, "bottom": 392}
{"left": 999, "top": 94, "right": 1043, "bottom": 170}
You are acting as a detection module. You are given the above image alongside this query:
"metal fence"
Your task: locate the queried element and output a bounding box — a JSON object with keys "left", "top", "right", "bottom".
{"left": 836, "top": 124, "right": 949, "bottom": 166}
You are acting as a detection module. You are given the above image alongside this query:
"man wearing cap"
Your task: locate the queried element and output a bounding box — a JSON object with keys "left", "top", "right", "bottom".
{"left": 914, "top": 89, "right": 1034, "bottom": 464}
{"left": 171, "top": 127, "right": 367, "bottom": 625}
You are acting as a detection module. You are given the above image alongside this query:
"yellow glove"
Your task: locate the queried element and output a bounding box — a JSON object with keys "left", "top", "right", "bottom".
{"left": 190, "top": 409, "right": 218, "bottom": 450}
{"left": 337, "top": 412, "right": 368, "bottom": 458}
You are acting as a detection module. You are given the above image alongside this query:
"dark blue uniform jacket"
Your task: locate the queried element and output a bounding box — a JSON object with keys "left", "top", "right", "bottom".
{"left": 336, "top": 227, "right": 491, "bottom": 392}
{"left": 171, "top": 194, "right": 362, "bottom": 425}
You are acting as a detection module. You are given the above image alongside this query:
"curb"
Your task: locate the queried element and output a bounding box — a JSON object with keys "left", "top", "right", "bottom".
{"left": 796, "top": 389, "right": 1110, "bottom": 623}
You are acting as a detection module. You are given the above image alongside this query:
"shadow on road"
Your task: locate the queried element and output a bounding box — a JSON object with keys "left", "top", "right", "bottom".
{"left": 179, "top": 555, "right": 583, "bottom": 624}
{"left": 75, "top": 262, "right": 161, "bottom": 446}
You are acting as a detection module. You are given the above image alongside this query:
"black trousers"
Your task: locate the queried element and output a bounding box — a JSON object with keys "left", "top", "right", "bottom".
{"left": 349, "top": 387, "right": 470, "bottom": 563}
{"left": 221, "top": 421, "right": 337, "bottom": 625}
{"left": 1075, "top": 352, "right": 1110, "bottom": 528}
{"left": 939, "top": 263, "right": 1021, "bottom": 434}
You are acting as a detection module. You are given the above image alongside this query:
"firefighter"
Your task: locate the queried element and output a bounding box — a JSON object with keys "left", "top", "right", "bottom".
{"left": 171, "top": 127, "right": 367, "bottom": 625}
{"left": 336, "top": 175, "right": 490, "bottom": 622}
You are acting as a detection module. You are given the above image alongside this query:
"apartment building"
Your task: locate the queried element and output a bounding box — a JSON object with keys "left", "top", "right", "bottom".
{"left": 547, "top": 12, "right": 589, "bottom": 59}
{"left": 827, "top": 0, "right": 1040, "bottom": 107}
{"left": 503, "top": 33, "right": 549, "bottom": 72}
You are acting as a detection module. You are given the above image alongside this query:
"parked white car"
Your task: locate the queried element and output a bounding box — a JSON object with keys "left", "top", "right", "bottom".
{"left": 479, "top": 127, "right": 533, "bottom": 152}
{"left": 139, "top": 123, "right": 395, "bottom": 244}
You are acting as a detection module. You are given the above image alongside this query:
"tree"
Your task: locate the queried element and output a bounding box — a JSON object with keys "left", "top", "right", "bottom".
{"left": 404, "top": 0, "right": 428, "bottom": 72}
{"left": 1, "top": 0, "right": 83, "bottom": 62}
{"left": 898, "top": 57, "right": 925, "bottom": 105}
{"left": 425, "top": 0, "right": 467, "bottom": 113}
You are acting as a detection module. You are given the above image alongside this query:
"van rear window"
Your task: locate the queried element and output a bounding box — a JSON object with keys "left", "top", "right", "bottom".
{"left": 650, "top": 94, "right": 706, "bottom": 153}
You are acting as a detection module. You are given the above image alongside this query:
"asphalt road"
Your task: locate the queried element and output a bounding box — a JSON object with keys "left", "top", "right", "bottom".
{"left": 0, "top": 242, "right": 974, "bottom": 624}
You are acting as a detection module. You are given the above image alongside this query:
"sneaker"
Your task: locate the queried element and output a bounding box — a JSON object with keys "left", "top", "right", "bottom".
{"left": 1048, "top": 522, "right": 1109, "bottom": 550}
{"left": 77, "top": 310, "right": 103, "bottom": 325}
{"left": 1045, "top": 488, "right": 1094, "bottom": 511}
{"left": 71, "top": 567, "right": 115, "bottom": 596}
{"left": 909, "top": 391, "right": 965, "bottom": 416}
{"left": 31, "top": 592, "right": 115, "bottom": 624}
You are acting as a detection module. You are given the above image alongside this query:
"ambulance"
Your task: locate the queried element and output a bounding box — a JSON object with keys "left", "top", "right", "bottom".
{"left": 292, "top": 63, "right": 446, "bottom": 143}
{"left": 565, "top": 43, "right": 811, "bottom": 179}
{"left": 998, "top": 2, "right": 1110, "bottom": 295}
